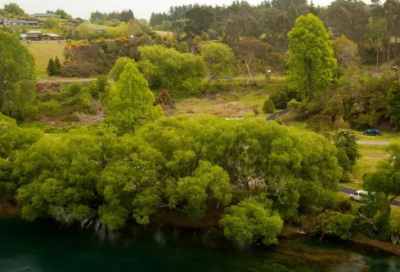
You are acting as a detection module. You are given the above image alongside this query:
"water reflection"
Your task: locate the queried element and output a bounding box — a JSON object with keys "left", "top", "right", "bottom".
{"left": 0, "top": 218, "right": 400, "bottom": 272}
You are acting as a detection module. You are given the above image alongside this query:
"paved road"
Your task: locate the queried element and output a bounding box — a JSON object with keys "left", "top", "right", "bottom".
{"left": 339, "top": 186, "right": 400, "bottom": 207}
{"left": 266, "top": 109, "right": 291, "bottom": 121}
{"left": 357, "top": 141, "right": 390, "bottom": 146}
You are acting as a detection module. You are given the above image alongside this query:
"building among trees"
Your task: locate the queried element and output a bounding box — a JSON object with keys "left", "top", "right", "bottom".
{"left": 20, "top": 30, "right": 61, "bottom": 41}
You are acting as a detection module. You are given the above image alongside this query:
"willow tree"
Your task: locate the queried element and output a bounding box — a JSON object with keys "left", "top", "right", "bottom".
{"left": 287, "top": 14, "right": 337, "bottom": 102}
{"left": 0, "top": 31, "right": 36, "bottom": 116}
{"left": 106, "top": 63, "right": 162, "bottom": 135}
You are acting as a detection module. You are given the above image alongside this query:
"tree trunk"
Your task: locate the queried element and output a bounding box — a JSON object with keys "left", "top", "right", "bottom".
{"left": 395, "top": 33, "right": 398, "bottom": 58}
{"left": 388, "top": 40, "right": 391, "bottom": 62}
{"left": 204, "top": 75, "right": 214, "bottom": 93}
{"left": 307, "top": 59, "right": 312, "bottom": 103}
{"left": 377, "top": 46, "right": 380, "bottom": 68}
{"left": 319, "top": 232, "right": 325, "bottom": 242}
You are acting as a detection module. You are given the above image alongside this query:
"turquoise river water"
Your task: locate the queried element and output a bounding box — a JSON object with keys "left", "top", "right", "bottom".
{"left": 1, "top": 217, "right": 400, "bottom": 272}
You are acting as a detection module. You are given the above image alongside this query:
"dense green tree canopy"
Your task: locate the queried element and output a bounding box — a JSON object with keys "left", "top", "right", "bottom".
{"left": 0, "top": 31, "right": 36, "bottom": 116}
{"left": 200, "top": 42, "right": 235, "bottom": 89}
{"left": 0, "top": 114, "right": 42, "bottom": 194}
{"left": 137, "top": 45, "right": 206, "bottom": 98}
{"left": 4, "top": 3, "right": 24, "bottom": 16}
{"left": 106, "top": 63, "right": 162, "bottom": 135}
{"left": 220, "top": 196, "right": 283, "bottom": 245}
{"left": 108, "top": 57, "right": 135, "bottom": 82}
{"left": 287, "top": 14, "right": 337, "bottom": 102}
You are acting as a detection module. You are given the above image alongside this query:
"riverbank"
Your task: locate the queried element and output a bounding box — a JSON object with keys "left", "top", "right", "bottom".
{"left": 1, "top": 197, "right": 399, "bottom": 257}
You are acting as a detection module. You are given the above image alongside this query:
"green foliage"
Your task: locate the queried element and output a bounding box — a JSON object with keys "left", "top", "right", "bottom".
{"left": 200, "top": 42, "right": 235, "bottom": 89}
{"left": 201, "top": 32, "right": 210, "bottom": 41}
{"left": 388, "top": 81, "right": 400, "bottom": 130}
{"left": 39, "top": 100, "right": 62, "bottom": 118}
{"left": 263, "top": 98, "right": 275, "bottom": 114}
{"left": 4, "top": 2, "right": 24, "bottom": 16}
{"left": 9, "top": 114, "right": 342, "bottom": 237}
{"left": 90, "top": 75, "right": 109, "bottom": 99}
{"left": 331, "top": 130, "right": 360, "bottom": 172}
{"left": 0, "top": 114, "right": 43, "bottom": 194}
{"left": 54, "top": 56, "right": 61, "bottom": 72}
{"left": 47, "top": 58, "right": 57, "bottom": 76}
{"left": 106, "top": 63, "right": 162, "bottom": 135}
{"left": 287, "top": 14, "right": 337, "bottom": 102}
{"left": 314, "top": 211, "right": 356, "bottom": 240}
{"left": 108, "top": 57, "right": 135, "bottom": 81}
{"left": 343, "top": 72, "right": 397, "bottom": 130}
{"left": 270, "top": 90, "right": 290, "bottom": 109}
{"left": 137, "top": 45, "right": 206, "bottom": 98}
{"left": 1, "top": 80, "right": 38, "bottom": 122}
{"left": 14, "top": 134, "right": 104, "bottom": 224}
{"left": 220, "top": 196, "right": 283, "bottom": 245}
{"left": 0, "top": 31, "right": 36, "bottom": 119}
{"left": 167, "top": 161, "right": 232, "bottom": 220}
{"left": 333, "top": 35, "right": 360, "bottom": 68}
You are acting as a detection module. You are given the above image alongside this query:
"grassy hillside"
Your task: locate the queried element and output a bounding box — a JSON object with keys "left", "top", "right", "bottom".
{"left": 167, "top": 78, "right": 285, "bottom": 117}
{"left": 25, "top": 42, "right": 67, "bottom": 78}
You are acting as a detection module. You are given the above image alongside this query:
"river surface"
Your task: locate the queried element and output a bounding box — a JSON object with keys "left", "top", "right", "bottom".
{"left": 1, "top": 217, "right": 400, "bottom": 272}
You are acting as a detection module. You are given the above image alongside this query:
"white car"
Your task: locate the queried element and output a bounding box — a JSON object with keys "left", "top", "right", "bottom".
{"left": 350, "top": 190, "right": 369, "bottom": 201}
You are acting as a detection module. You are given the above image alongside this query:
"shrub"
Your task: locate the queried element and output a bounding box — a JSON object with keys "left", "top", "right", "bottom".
{"left": 270, "top": 90, "right": 290, "bottom": 109}
{"left": 39, "top": 100, "right": 62, "bottom": 117}
{"left": 263, "top": 98, "right": 275, "bottom": 114}
{"left": 306, "top": 114, "right": 333, "bottom": 133}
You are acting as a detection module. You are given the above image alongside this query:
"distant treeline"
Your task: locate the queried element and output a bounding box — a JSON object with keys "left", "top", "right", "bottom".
{"left": 149, "top": 0, "right": 400, "bottom": 63}
{"left": 90, "top": 10, "right": 135, "bottom": 25}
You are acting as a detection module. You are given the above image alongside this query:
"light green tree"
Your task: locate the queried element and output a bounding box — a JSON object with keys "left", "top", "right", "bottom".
{"left": 106, "top": 63, "right": 162, "bottom": 135}
{"left": 220, "top": 196, "right": 283, "bottom": 245}
{"left": 108, "top": 57, "right": 135, "bottom": 81}
{"left": 0, "top": 31, "right": 36, "bottom": 116}
{"left": 137, "top": 45, "right": 206, "bottom": 98}
{"left": 287, "top": 14, "right": 337, "bottom": 102}
{"left": 314, "top": 211, "right": 356, "bottom": 241}
{"left": 200, "top": 42, "right": 236, "bottom": 91}
{"left": 364, "top": 144, "right": 400, "bottom": 221}
{"left": 0, "top": 114, "right": 42, "bottom": 194}
{"left": 166, "top": 161, "right": 232, "bottom": 220}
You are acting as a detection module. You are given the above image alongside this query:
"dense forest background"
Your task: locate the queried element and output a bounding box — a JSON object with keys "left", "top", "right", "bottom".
{"left": 148, "top": 0, "right": 400, "bottom": 66}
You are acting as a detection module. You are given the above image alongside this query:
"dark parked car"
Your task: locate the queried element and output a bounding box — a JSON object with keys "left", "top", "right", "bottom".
{"left": 363, "top": 129, "right": 381, "bottom": 136}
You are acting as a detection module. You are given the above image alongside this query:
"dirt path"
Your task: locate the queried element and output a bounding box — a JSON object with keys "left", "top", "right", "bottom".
{"left": 37, "top": 78, "right": 98, "bottom": 84}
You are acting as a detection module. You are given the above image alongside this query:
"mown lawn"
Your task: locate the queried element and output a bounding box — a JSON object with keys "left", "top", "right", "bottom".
{"left": 25, "top": 42, "right": 67, "bottom": 78}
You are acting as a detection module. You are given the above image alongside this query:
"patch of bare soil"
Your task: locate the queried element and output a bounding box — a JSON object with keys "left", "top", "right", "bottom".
{"left": 36, "top": 82, "right": 61, "bottom": 94}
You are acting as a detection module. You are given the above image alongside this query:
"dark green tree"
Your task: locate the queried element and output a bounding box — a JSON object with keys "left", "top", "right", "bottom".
{"left": 47, "top": 58, "right": 56, "bottom": 76}
{"left": 388, "top": 81, "right": 400, "bottom": 130}
{"left": 4, "top": 3, "right": 24, "bottom": 16}
{"left": 263, "top": 98, "right": 276, "bottom": 113}
{"left": 54, "top": 56, "right": 61, "bottom": 73}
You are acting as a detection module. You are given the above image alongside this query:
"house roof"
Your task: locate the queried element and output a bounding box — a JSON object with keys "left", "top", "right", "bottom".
{"left": 45, "top": 33, "right": 60, "bottom": 37}
{"left": 31, "top": 13, "right": 60, "bottom": 17}
{"left": 27, "top": 31, "right": 42, "bottom": 34}
{"left": 17, "top": 20, "right": 38, "bottom": 24}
